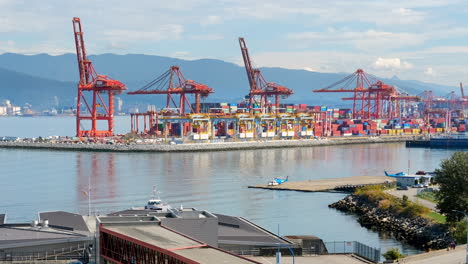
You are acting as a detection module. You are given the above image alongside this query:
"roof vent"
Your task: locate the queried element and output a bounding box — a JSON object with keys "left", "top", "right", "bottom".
{"left": 31, "top": 220, "right": 39, "bottom": 228}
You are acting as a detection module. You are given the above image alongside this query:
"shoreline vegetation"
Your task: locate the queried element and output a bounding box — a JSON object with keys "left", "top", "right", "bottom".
{"left": 0, "top": 135, "right": 415, "bottom": 153}
{"left": 329, "top": 186, "right": 452, "bottom": 250}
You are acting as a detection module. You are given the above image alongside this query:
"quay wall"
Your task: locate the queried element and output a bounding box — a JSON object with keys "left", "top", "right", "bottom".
{"left": 0, "top": 136, "right": 417, "bottom": 153}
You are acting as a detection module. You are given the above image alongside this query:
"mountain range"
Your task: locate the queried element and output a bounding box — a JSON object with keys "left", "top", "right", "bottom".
{"left": 0, "top": 53, "right": 458, "bottom": 110}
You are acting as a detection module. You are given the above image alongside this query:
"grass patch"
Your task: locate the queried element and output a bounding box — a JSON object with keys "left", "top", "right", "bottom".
{"left": 355, "top": 186, "right": 430, "bottom": 219}
{"left": 425, "top": 212, "right": 447, "bottom": 224}
{"left": 416, "top": 191, "right": 438, "bottom": 203}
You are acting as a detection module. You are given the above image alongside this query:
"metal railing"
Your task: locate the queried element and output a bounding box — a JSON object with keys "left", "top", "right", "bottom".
{"left": 227, "top": 249, "right": 261, "bottom": 256}
{"left": 324, "top": 241, "right": 381, "bottom": 263}
{"left": 0, "top": 243, "right": 88, "bottom": 262}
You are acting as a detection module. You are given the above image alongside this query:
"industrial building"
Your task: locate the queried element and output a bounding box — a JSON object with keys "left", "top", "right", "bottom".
{"left": 0, "top": 211, "right": 94, "bottom": 262}
{"left": 0, "top": 206, "right": 302, "bottom": 263}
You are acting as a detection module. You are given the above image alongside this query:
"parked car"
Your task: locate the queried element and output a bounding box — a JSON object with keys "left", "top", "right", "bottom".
{"left": 413, "top": 183, "right": 424, "bottom": 188}
{"left": 397, "top": 186, "right": 409, "bottom": 190}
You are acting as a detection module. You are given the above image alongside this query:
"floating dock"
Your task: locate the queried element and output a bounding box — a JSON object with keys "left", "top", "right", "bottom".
{"left": 248, "top": 176, "right": 396, "bottom": 192}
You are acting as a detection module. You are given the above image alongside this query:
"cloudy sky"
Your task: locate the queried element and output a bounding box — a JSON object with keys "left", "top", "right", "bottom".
{"left": 0, "top": 0, "right": 467, "bottom": 85}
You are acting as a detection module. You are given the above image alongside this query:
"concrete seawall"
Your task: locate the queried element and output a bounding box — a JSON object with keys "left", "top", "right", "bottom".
{"left": 0, "top": 136, "right": 416, "bottom": 153}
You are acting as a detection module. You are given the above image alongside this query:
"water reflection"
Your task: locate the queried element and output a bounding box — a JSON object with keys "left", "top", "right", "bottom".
{"left": 0, "top": 143, "right": 457, "bottom": 257}
{"left": 76, "top": 153, "right": 117, "bottom": 214}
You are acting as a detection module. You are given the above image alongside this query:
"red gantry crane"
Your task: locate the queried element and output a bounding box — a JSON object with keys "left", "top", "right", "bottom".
{"left": 239, "top": 37, "right": 293, "bottom": 114}
{"left": 127, "top": 66, "right": 213, "bottom": 115}
{"left": 72, "top": 17, "right": 126, "bottom": 137}
{"left": 314, "top": 69, "right": 419, "bottom": 119}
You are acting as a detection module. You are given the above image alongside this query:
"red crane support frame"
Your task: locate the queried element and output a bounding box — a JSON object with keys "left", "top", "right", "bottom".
{"left": 72, "top": 17, "right": 126, "bottom": 137}
{"left": 127, "top": 66, "right": 213, "bottom": 115}
{"left": 314, "top": 69, "right": 420, "bottom": 119}
{"left": 239, "top": 37, "right": 293, "bottom": 114}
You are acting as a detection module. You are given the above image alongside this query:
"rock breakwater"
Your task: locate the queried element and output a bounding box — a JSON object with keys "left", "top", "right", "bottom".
{"left": 0, "top": 136, "right": 414, "bottom": 153}
{"left": 330, "top": 195, "right": 452, "bottom": 250}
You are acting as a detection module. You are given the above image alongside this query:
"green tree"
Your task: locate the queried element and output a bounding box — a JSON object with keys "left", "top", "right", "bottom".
{"left": 435, "top": 152, "right": 468, "bottom": 223}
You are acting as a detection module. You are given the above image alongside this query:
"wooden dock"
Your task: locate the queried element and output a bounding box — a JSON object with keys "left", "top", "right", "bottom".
{"left": 248, "top": 176, "right": 396, "bottom": 192}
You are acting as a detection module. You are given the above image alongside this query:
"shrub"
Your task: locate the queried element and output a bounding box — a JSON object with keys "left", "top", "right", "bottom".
{"left": 450, "top": 219, "right": 467, "bottom": 244}
{"left": 379, "top": 199, "right": 392, "bottom": 210}
{"left": 400, "top": 203, "right": 430, "bottom": 218}
{"left": 382, "top": 248, "right": 404, "bottom": 260}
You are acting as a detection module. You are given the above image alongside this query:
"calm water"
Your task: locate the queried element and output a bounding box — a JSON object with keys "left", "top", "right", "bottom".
{"left": 0, "top": 117, "right": 460, "bottom": 255}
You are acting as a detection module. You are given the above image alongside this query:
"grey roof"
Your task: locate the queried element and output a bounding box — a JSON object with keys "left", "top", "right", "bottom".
{"left": 104, "top": 224, "right": 200, "bottom": 249}
{"left": 39, "top": 211, "right": 89, "bottom": 232}
{"left": 102, "top": 224, "right": 259, "bottom": 264}
{"left": 0, "top": 214, "right": 5, "bottom": 225}
{"left": 173, "top": 247, "right": 256, "bottom": 264}
{"left": 215, "top": 214, "right": 292, "bottom": 246}
{"left": 0, "top": 225, "right": 88, "bottom": 248}
{"left": 107, "top": 209, "right": 169, "bottom": 216}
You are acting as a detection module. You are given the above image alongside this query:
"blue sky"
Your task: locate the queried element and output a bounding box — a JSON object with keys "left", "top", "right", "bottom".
{"left": 0, "top": 0, "right": 467, "bottom": 86}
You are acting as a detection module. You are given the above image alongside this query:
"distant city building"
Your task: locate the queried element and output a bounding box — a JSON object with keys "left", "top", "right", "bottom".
{"left": 117, "top": 97, "right": 123, "bottom": 112}
{"left": 147, "top": 105, "right": 156, "bottom": 111}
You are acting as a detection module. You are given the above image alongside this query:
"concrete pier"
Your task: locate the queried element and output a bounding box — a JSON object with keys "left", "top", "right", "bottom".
{"left": 248, "top": 176, "right": 396, "bottom": 192}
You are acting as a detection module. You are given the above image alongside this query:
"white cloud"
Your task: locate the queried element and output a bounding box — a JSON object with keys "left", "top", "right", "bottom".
{"left": 424, "top": 67, "right": 435, "bottom": 76}
{"left": 105, "top": 25, "right": 184, "bottom": 42}
{"left": 420, "top": 46, "right": 468, "bottom": 54}
{"left": 200, "top": 15, "right": 222, "bottom": 26}
{"left": 172, "top": 51, "right": 190, "bottom": 58}
{"left": 303, "top": 67, "right": 316, "bottom": 72}
{"left": 0, "top": 40, "right": 74, "bottom": 55}
{"left": 189, "top": 34, "right": 224, "bottom": 40}
{"left": 374, "top": 58, "right": 413, "bottom": 70}
{"left": 288, "top": 30, "right": 424, "bottom": 51}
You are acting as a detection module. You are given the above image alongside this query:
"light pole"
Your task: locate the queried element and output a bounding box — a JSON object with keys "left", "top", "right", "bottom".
{"left": 453, "top": 210, "right": 468, "bottom": 264}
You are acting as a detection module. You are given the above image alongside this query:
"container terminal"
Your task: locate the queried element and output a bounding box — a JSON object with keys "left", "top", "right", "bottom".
{"left": 1, "top": 17, "right": 467, "bottom": 148}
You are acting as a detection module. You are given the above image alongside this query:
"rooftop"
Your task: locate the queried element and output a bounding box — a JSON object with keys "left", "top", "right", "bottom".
{"left": 101, "top": 224, "right": 259, "bottom": 264}
{"left": 0, "top": 223, "right": 89, "bottom": 249}
{"left": 104, "top": 224, "right": 200, "bottom": 249}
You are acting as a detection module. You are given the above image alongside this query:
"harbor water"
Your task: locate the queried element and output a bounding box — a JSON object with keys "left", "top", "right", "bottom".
{"left": 0, "top": 116, "right": 460, "bottom": 256}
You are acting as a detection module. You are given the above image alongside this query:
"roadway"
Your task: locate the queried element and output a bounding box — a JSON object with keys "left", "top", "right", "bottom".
{"left": 400, "top": 245, "right": 467, "bottom": 264}
{"left": 386, "top": 188, "right": 437, "bottom": 211}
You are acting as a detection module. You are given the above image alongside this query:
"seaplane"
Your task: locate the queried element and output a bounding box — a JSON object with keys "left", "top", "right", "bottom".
{"left": 268, "top": 176, "right": 289, "bottom": 186}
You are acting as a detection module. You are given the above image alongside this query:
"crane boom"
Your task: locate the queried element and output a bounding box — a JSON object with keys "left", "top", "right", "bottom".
{"left": 239, "top": 37, "right": 257, "bottom": 91}
{"left": 72, "top": 17, "right": 95, "bottom": 85}
{"left": 461, "top": 82, "right": 466, "bottom": 98}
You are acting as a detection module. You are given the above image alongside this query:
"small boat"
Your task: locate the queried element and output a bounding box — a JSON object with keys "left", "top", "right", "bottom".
{"left": 144, "top": 199, "right": 172, "bottom": 212}
{"left": 268, "top": 176, "right": 289, "bottom": 186}
{"left": 142, "top": 187, "right": 172, "bottom": 212}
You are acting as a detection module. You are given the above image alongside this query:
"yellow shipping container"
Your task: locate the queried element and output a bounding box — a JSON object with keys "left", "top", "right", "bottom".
{"left": 412, "top": 129, "right": 421, "bottom": 134}
{"left": 436, "top": 128, "right": 443, "bottom": 132}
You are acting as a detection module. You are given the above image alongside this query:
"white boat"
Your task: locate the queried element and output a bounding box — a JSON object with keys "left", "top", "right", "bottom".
{"left": 143, "top": 187, "right": 172, "bottom": 212}
{"left": 144, "top": 199, "right": 172, "bottom": 212}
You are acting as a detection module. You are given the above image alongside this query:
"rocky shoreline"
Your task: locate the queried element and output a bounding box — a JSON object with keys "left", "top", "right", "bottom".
{"left": 329, "top": 194, "right": 452, "bottom": 250}
{"left": 0, "top": 135, "right": 415, "bottom": 153}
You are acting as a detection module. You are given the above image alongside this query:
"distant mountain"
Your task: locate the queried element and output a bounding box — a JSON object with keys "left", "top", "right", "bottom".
{"left": 0, "top": 67, "right": 75, "bottom": 108}
{"left": 0, "top": 53, "right": 459, "bottom": 109}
